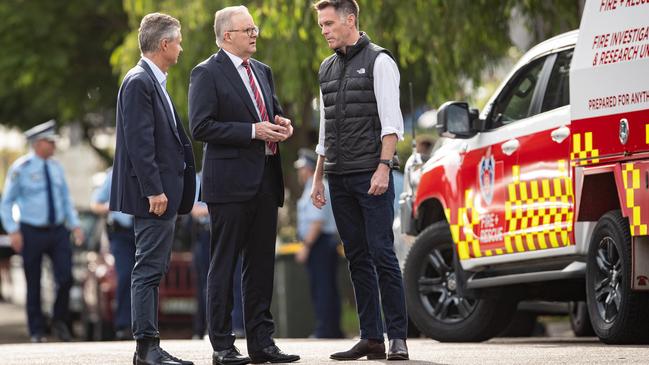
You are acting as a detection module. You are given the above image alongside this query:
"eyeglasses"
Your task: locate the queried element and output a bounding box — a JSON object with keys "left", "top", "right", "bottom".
{"left": 227, "top": 26, "right": 260, "bottom": 37}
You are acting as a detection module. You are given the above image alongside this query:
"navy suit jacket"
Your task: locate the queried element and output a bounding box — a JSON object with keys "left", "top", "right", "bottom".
{"left": 188, "top": 50, "right": 285, "bottom": 206}
{"left": 110, "top": 59, "right": 196, "bottom": 219}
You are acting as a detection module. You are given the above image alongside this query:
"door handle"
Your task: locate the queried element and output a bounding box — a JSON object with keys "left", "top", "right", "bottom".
{"left": 551, "top": 126, "right": 570, "bottom": 143}
{"left": 501, "top": 139, "right": 520, "bottom": 156}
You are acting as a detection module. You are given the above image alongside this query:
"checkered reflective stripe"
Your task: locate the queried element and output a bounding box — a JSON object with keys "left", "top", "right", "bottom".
{"left": 622, "top": 162, "right": 648, "bottom": 236}
{"left": 504, "top": 160, "right": 574, "bottom": 254}
{"left": 446, "top": 160, "right": 574, "bottom": 261}
{"left": 571, "top": 132, "right": 600, "bottom": 166}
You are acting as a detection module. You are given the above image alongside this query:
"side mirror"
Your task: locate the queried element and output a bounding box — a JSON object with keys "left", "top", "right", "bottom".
{"left": 436, "top": 102, "right": 479, "bottom": 138}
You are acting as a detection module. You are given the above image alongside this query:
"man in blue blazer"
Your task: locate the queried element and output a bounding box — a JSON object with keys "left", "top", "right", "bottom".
{"left": 188, "top": 5, "right": 298, "bottom": 365}
{"left": 110, "top": 12, "right": 195, "bottom": 365}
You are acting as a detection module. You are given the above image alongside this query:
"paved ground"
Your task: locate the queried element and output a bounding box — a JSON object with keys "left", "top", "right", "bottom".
{"left": 2, "top": 301, "right": 648, "bottom": 364}
{"left": 2, "top": 337, "right": 649, "bottom": 365}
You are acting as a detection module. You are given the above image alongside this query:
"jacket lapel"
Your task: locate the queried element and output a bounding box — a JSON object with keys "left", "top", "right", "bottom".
{"left": 137, "top": 59, "right": 182, "bottom": 144}
{"left": 215, "top": 50, "right": 261, "bottom": 122}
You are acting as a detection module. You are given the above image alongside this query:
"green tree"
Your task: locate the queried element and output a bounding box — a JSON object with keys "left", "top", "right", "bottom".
{"left": 0, "top": 0, "right": 128, "bottom": 161}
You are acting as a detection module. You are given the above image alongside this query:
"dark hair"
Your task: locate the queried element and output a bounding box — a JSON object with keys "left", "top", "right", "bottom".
{"left": 313, "top": 0, "right": 359, "bottom": 28}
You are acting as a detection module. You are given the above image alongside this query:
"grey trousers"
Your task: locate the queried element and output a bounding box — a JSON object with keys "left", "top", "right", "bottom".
{"left": 131, "top": 215, "right": 176, "bottom": 339}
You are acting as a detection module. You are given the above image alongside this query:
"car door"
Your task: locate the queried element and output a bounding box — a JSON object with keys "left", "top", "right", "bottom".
{"left": 513, "top": 49, "right": 575, "bottom": 252}
{"left": 457, "top": 55, "right": 550, "bottom": 259}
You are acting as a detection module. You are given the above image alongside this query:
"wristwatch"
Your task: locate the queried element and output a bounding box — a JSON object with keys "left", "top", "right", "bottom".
{"left": 379, "top": 159, "right": 394, "bottom": 169}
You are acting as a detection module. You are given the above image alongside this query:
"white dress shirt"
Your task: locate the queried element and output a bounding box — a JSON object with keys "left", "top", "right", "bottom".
{"left": 142, "top": 57, "right": 177, "bottom": 127}
{"left": 222, "top": 49, "right": 266, "bottom": 142}
{"left": 315, "top": 52, "right": 404, "bottom": 156}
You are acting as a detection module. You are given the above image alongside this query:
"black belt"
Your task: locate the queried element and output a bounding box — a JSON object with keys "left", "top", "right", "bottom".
{"left": 21, "top": 223, "right": 63, "bottom": 231}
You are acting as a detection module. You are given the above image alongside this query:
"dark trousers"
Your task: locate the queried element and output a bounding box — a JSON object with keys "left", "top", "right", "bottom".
{"left": 207, "top": 160, "right": 280, "bottom": 353}
{"left": 306, "top": 233, "right": 343, "bottom": 338}
{"left": 20, "top": 223, "right": 72, "bottom": 336}
{"left": 328, "top": 171, "right": 407, "bottom": 340}
{"left": 193, "top": 228, "right": 244, "bottom": 337}
{"left": 131, "top": 216, "right": 176, "bottom": 340}
{"left": 108, "top": 227, "right": 136, "bottom": 330}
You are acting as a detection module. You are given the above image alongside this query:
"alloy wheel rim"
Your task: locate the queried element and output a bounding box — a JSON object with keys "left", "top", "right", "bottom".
{"left": 417, "top": 245, "right": 477, "bottom": 323}
{"left": 593, "top": 236, "right": 622, "bottom": 324}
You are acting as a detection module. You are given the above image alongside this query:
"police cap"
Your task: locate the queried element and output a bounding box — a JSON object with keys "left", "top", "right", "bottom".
{"left": 24, "top": 119, "right": 58, "bottom": 142}
{"left": 294, "top": 148, "right": 317, "bottom": 170}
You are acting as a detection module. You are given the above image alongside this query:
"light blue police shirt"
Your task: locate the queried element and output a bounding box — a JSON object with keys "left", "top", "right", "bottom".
{"left": 92, "top": 168, "right": 133, "bottom": 228}
{"left": 297, "top": 177, "right": 337, "bottom": 241}
{"left": 0, "top": 153, "right": 80, "bottom": 233}
{"left": 193, "top": 173, "right": 210, "bottom": 226}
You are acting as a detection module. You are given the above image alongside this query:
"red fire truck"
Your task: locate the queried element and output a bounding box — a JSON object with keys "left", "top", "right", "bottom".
{"left": 399, "top": 0, "right": 649, "bottom": 344}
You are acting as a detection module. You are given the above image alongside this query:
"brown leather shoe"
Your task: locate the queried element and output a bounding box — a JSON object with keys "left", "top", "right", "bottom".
{"left": 330, "top": 339, "right": 386, "bottom": 361}
{"left": 387, "top": 339, "right": 409, "bottom": 361}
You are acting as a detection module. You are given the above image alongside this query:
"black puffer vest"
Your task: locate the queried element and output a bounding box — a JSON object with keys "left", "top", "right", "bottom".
{"left": 319, "top": 33, "right": 395, "bottom": 174}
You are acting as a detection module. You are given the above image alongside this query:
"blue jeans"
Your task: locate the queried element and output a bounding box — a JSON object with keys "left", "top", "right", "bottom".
{"left": 131, "top": 216, "right": 176, "bottom": 340}
{"left": 328, "top": 171, "right": 407, "bottom": 340}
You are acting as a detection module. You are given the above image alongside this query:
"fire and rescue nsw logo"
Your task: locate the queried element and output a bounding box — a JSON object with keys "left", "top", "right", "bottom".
{"left": 478, "top": 153, "right": 495, "bottom": 205}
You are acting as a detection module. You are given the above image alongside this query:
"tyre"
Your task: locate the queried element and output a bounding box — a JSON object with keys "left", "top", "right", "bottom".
{"left": 569, "top": 301, "right": 594, "bottom": 337}
{"left": 403, "top": 222, "right": 517, "bottom": 342}
{"left": 586, "top": 210, "right": 649, "bottom": 344}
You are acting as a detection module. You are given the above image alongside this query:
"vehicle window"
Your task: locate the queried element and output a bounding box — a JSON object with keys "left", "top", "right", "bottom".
{"left": 541, "top": 49, "right": 573, "bottom": 112}
{"left": 490, "top": 57, "right": 546, "bottom": 127}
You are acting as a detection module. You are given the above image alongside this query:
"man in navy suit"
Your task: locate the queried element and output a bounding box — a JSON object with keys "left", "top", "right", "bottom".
{"left": 110, "top": 12, "right": 195, "bottom": 365}
{"left": 188, "top": 5, "right": 299, "bottom": 365}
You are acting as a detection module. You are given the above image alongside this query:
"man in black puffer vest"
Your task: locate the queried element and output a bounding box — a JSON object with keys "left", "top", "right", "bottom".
{"left": 311, "top": 0, "right": 409, "bottom": 361}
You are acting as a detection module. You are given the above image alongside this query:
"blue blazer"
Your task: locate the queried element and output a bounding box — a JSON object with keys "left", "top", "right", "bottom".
{"left": 188, "top": 49, "right": 285, "bottom": 206}
{"left": 110, "top": 60, "right": 196, "bottom": 219}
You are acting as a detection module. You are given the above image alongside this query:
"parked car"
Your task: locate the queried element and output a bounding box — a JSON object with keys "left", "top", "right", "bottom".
{"left": 399, "top": 2, "right": 649, "bottom": 344}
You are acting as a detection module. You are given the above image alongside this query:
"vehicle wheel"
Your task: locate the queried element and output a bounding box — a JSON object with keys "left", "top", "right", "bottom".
{"left": 569, "top": 301, "right": 594, "bottom": 337}
{"left": 403, "top": 222, "right": 517, "bottom": 342}
{"left": 586, "top": 210, "right": 649, "bottom": 344}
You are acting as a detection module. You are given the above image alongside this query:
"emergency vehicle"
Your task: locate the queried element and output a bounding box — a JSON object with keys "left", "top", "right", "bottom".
{"left": 399, "top": 0, "right": 649, "bottom": 343}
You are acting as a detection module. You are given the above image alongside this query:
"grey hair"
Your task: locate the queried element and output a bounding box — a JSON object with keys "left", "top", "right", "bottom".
{"left": 138, "top": 12, "right": 181, "bottom": 54}
{"left": 214, "top": 5, "right": 249, "bottom": 47}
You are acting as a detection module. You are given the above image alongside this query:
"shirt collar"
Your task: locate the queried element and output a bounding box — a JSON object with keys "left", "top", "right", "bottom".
{"left": 142, "top": 56, "right": 167, "bottom": 87}
{"left": 222, "top": 49, "right": 247, "bottom": 69}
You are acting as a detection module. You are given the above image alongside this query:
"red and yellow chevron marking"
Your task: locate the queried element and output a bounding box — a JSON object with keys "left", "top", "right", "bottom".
{"left": 504, "top": 160, "right": 573, "bottom": 252}
{"left": 571, "top": 132, "right": 600, "bottom": 166}
{"left": 446, "top": 189, "right": 480, "bottom": 260}
{"left": 622, "top": 163, "right": 648, "bottom": 236}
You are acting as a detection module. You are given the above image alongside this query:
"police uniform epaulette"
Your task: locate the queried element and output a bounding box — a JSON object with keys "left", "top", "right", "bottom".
{"left": 9, "top": 155, "right": 31, "bottom": 179}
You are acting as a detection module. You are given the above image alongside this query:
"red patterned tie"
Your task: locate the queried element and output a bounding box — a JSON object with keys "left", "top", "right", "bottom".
{"left": 242, "top": 60, "right": 277, "bottom": 154}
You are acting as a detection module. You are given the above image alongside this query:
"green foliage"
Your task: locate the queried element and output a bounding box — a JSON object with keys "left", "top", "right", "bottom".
{"left": 0, "top": 0, "right": 127, "bottom": 130}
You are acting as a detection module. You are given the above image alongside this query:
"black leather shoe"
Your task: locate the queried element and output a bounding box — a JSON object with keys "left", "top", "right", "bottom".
{"left": 134, "top": 338, "right": 194, "bottom": 365}
{"left": 387, "top": 339, "right": 409, "bottom": 361}
{"left": 250, "top": 345, "right": 300, "bottom": 364}
{"left": 213, "top": 346, "right": 251, "bottom": 365}
{"left": 51, "top": 320, "right": 72, "bottom": 342}
{"left": 330, "top": 339, "right": 385, "bottom": 361}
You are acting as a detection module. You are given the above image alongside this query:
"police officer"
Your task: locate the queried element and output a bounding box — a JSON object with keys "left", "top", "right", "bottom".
{"left": 0, "top": 120, "right": 84, "bottom": 343}
{"left": 90, "top": 167, "right": 135, "bottom": 340}
{"left": 294, "top": 148, "right": 344, "bottom": 339}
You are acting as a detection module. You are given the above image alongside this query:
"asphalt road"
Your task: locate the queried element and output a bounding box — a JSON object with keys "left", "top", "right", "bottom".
{"left": 2, "top": 336, "right": 649, "bottom": 364}
{"left": 2, "top": 301, "right": 648, "bottom": 364}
